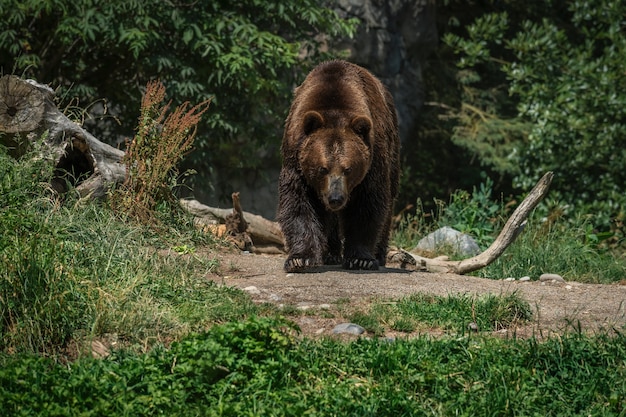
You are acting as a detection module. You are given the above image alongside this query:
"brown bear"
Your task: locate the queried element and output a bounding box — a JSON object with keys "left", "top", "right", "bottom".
{"left": 277, "top": 60, "right": 400, "bottom": 272}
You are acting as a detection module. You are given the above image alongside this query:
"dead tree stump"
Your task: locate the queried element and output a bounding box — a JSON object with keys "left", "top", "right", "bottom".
{"left": 0, "top": 75, "right": 126, "bottom": 197}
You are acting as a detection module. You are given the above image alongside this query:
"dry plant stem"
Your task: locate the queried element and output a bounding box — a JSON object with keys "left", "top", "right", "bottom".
{"left": 404, "top": 171, "right": 554, "bottom": 274}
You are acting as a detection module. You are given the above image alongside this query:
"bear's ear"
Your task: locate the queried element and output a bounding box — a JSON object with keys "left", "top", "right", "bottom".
{"left": 303, "top": 111, "right": 324, "bottom": 136}
{"left": 350, "top": 116, "right": 372, "bottom": 143}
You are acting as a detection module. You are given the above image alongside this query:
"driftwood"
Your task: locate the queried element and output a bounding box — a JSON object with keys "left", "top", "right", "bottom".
{"left": 0, "top": 75, "right": 126, "bottom": 197}
{"left": 402, "top": 171, "right": 554, "bottom": 274}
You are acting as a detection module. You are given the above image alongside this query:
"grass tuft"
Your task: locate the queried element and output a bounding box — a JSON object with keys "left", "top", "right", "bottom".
{"left": 347, "top": 292, "right": 532, "bottom": 336}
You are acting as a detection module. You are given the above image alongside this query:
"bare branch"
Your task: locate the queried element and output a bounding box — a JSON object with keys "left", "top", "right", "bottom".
{"left": 403, "top": 171, "right": 554, "bottom": 274}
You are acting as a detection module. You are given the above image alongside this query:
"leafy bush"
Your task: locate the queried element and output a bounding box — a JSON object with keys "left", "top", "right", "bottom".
{"left": 443, "top": 0, "right": 626, "bottom": 231}
{"left": 1, "top": 320, "right": 624, "bottom": 416}
{"left": 393, "top": 177, "right": 506, "bottom": 250}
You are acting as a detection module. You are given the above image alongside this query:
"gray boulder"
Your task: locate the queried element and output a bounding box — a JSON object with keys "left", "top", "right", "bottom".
{"left": 416, "top": 226, "right": 481, "bottom": 257}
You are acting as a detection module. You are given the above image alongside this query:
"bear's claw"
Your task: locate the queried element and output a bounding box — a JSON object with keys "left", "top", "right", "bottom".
{"left": 343, "top": 258, "right": 379, "bottom": 270}
{"left": 284, "top": 257, "right": 315, "bottom": 272}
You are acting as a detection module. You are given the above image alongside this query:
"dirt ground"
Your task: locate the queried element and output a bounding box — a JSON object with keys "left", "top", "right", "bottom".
{"left": 206, "top": 250, "right": 626, "bottom": 340}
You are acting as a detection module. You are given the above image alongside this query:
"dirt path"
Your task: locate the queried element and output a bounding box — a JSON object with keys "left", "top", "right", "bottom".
{"left": 207, "top": 251, "right": 626, "bottom": 339}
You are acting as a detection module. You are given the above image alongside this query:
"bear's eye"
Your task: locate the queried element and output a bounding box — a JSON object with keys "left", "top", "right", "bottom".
{"left": 318, "top": 167, "right": 329, "bottom": 175}
{"left": 344, "top": 167, "right": 352, "bottom": 175}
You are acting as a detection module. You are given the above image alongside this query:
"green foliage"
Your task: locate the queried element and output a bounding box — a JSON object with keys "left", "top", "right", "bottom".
{"left": 2, "top": 320, "right": 625, "bottom": 416}
{"left": 0, "top": 0, "right": 357, "bottom": 181}
{"left": 439, "top": 176, "right": 505, "bottom": 247}
{"left": 394, "top": 177, "right": 505, "bottom": 250}
{"left": 443, "top": 0, "right": 626, "bottom": 229}
{"left": 393, "top": 177, "right": 626, "bottom": 283}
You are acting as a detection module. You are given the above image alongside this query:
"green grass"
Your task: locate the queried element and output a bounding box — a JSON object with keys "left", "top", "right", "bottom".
{"left": 1, "top": 317, "right": 624, "bottom": 416}
{"left": 393, "top": 180, "right": 626, "bottom": 284}
{"left": 347, "top": 292, "right": 532, "bottom": 336}
{"left": 0, "top": 147, "right": 259, "bottom": 355}
{"left": 478, "top": 221, "right": 626, "bottom": 283}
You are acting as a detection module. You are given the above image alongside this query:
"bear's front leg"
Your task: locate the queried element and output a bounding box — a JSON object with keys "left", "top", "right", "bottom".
{"left": 277, "top": 170, "right": 327, "bottom": 272}
{"left": 341, "top": 217, "right": 382, "bottom": 271}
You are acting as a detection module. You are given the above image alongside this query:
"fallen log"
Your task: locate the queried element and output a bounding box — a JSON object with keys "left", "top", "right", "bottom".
{"left": 180, "top": 197, "right": 285, "bottom": 253}
{"left": 402, "top": 171, "right": 554, "bottom": 274}
{"left": 0, "top": 75, "right": 126, "bottom": 197}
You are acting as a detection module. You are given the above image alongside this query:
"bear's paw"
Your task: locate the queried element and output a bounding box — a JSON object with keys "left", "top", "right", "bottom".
{"left": 285, "top": 257, "right": 319, "bottom": 272}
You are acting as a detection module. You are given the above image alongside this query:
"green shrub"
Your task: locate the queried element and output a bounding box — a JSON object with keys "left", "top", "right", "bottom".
{"left": 444, "top": 0, "right": 626, "bottom": 231}
{"left": 2, "top": 321, "right": 624, "bottom": 416}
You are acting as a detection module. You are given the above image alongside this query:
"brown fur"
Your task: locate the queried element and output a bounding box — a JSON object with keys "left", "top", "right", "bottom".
{"left": 277, "top": 60, "right": 400, "bottom": 272}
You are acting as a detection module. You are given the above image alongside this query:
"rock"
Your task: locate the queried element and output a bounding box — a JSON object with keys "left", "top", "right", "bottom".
{"left": 519, "top": 276, "right": 531, "bottom": 282}
{"left": 468, "top": 322, "right": 478, "bottom": 332}
{"left": 297, "top": 302, "right": 314, "bottom": 311}
{"left": 539, "top": 273, "right": 565, "bottom": 283}
{"left": 243, "top": 286, "right": 261, "bottom": 295}
{"left": 415, "top": 226, "right": 481, "bottom": 257}
{"left": 268, "top": 293, "right": 282, "bottom": 302}
{"left": 504, "top": 277, "right": 516, "bottom": 282}
{"left": 332, "top": 323, "right": 366, "bottom": 335}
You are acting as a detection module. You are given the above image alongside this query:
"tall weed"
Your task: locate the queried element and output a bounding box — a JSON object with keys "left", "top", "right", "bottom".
{"left": 110, "top": 79, "right": 211, "bottom": 225}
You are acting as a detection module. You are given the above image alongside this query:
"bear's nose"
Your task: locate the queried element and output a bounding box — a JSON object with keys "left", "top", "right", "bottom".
{"left": 328, "top": 193, "right": 345, "bottom": 209}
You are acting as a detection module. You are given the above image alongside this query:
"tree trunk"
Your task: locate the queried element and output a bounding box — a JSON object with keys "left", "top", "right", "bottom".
{"left": 0, "top": 75, "right": 126, "bottom": 197}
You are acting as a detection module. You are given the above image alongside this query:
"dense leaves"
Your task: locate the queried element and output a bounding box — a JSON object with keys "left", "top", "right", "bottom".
{"left": 0, "top": 0, "right": 357, "bottom": 179}
{"left": 1, "top": 318, "right": 625, "bottom": 416}
{"left": 443, "top": 0, "right": 626, "bottom": 229}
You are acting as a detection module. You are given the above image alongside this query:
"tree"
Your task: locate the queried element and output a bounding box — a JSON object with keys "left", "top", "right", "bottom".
{"left": 443, "top": 0, "right": 626, "bottom": 229}
{"left": 0, "top": 0, "right": 357, "bottom": 188}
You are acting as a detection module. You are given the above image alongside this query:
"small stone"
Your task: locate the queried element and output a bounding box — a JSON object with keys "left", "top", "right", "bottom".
{"left": 243, "top": 286, "right": 261, "bottom": 295}
{"left": 565, "top": 285, "right": 572, "bottom": 290}
{"left": 315, "top": 328, "right": 325, "bottom": 334}
{"left": 268, "top": 293, "right": 282, "bottom": 302}
{"left": 297, "top": 302, "right": 314, "bottom": 311}
{"left": 539, "top": 273, "right": 565, "bottom": 283}
{"left": 468, "top": 322, "right": 479, "bottom": 332}
{"left": 318, "top": 304, "right": 331, "bottom": 310}
{"left": 286, "top": 273, "right": 295, "bottom": 278}
{"left": 332, "top": 323, "right": 365, "bottom": 335}
{"left": 504, "top": 277, "right": 516, "bottom": 282}
{"left": 519, "top": 276, "right": 531, "bottom": 282}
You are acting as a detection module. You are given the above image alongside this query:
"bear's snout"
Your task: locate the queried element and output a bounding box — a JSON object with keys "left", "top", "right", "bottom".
{"left": 325, "top": 175, "right": 347, "bottom": 211}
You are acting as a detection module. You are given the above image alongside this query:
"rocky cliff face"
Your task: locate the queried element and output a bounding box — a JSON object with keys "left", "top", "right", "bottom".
{"left": 336, "top": 0, "right": 438, "bottom": 144}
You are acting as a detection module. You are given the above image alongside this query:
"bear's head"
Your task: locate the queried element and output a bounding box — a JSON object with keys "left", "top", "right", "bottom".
{"left": 298, "top": 110, "right": 372, "bottom": 211}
